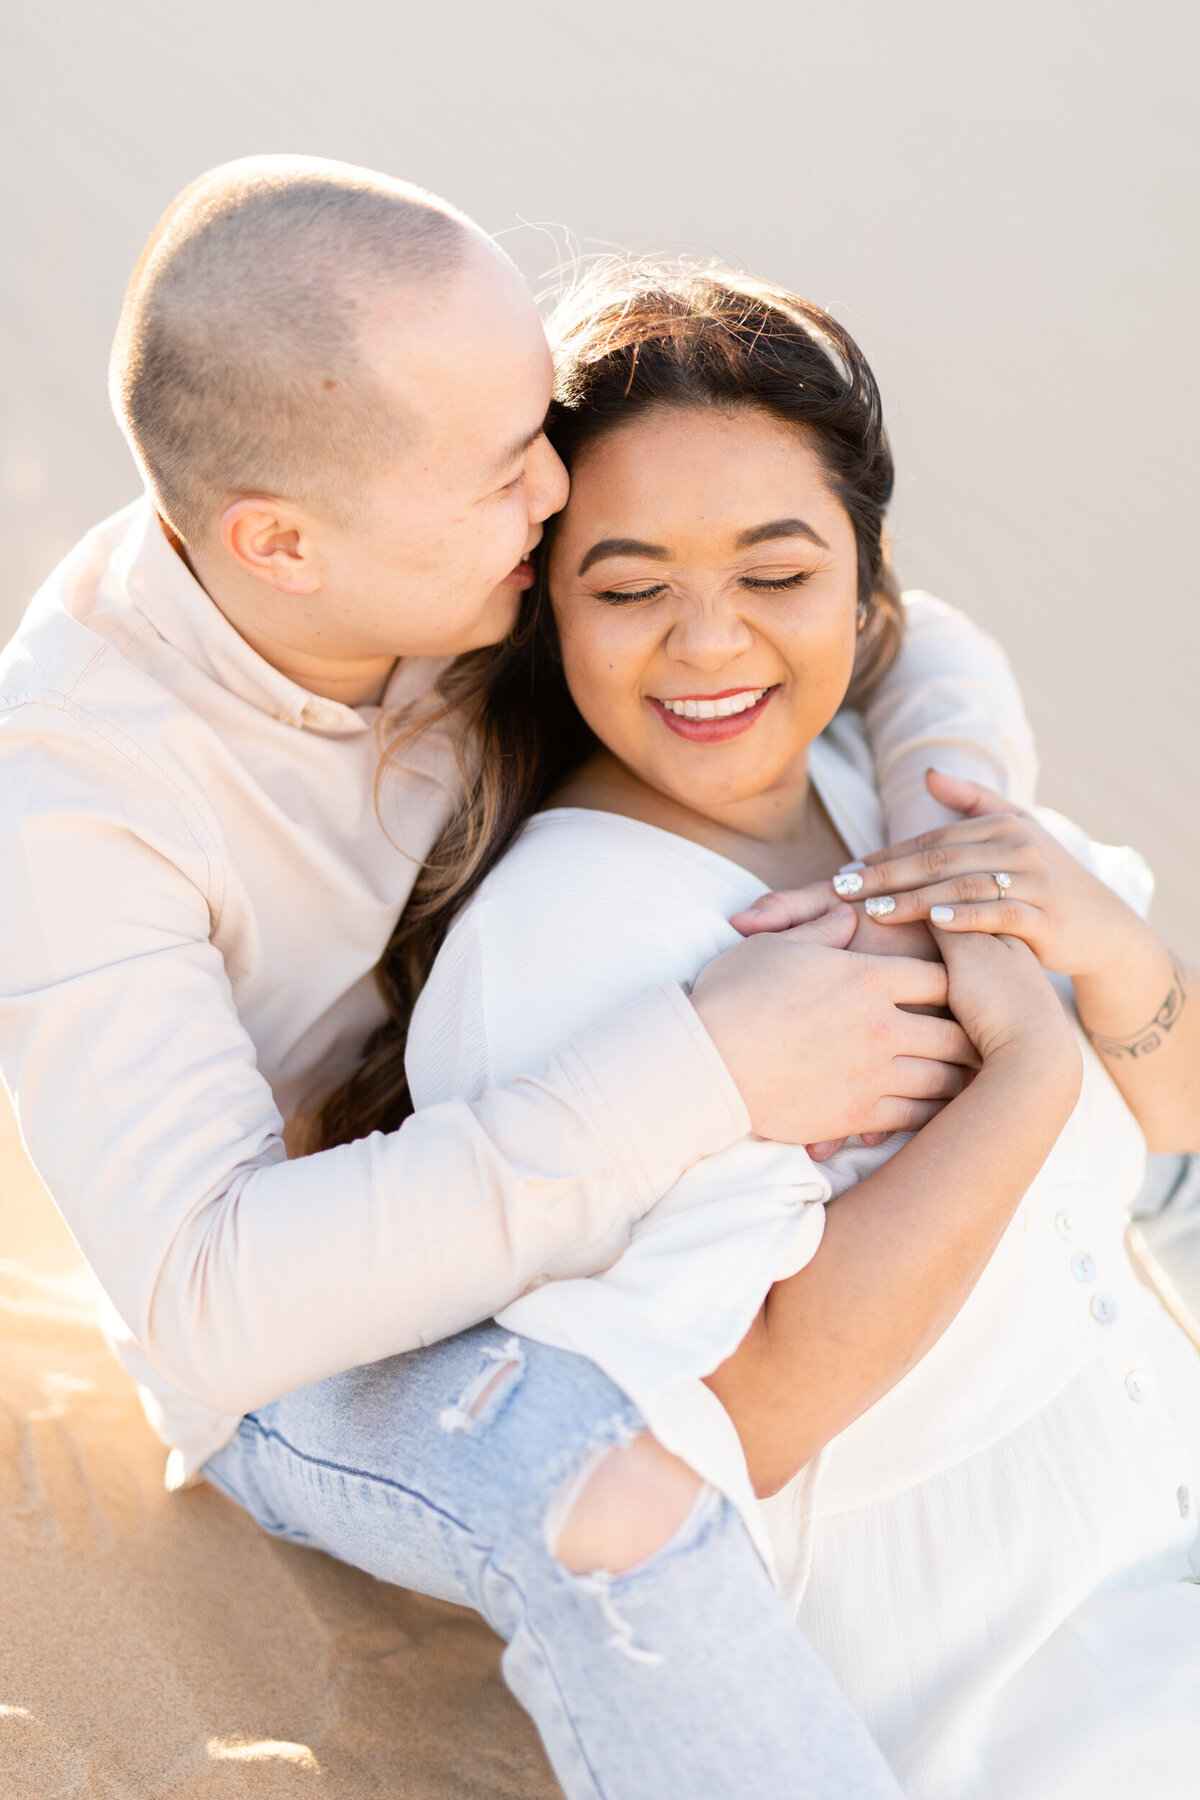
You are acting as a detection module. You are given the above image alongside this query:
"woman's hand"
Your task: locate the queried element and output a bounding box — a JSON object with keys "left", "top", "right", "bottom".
{"left": 833, "top": 769, "right": 1141, "bottom": 979}
{"left": 935, "top": 925, "right": 1080, "bottom": 1089}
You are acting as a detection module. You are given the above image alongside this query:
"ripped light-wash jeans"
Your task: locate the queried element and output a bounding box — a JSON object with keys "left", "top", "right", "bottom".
{"left": 204, "top": 1322, "right": 900, "bottom": 1800}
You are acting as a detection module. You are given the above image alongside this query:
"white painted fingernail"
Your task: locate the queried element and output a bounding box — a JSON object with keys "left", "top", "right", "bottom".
{"left": 838, "top": 860, "right": 866, "bottom": 874}
{"left": 864, "top": 896, "right": 896, "bottom": 918}
{"left": 930, "top": 906, "right": 955, "bottom": 923}
{"left": 833, "top": 871, "right": 864, "bottom": 896}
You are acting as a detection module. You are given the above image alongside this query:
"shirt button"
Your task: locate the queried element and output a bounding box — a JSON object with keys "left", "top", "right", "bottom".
{"left": 1071, "top": 1251, "right": 1097, "bottom": 1282}
{"left": 1055, "top": 1210, "right": 1078, "bottom": 1239}
{"left": 1091, "top": 1294, "right": 1117, "bottom": 1324}
{"left": 1179, "top": 1486, "right": 1191, "bottom": 1519}
{"left": 1125, "top": 1371, "right": 1148, "bottom": 1402}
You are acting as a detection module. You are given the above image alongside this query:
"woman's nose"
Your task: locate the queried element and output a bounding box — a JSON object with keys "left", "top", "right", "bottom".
{"left": 526, "top": 436, "right": 569, "bottom": 524}
{"left": 666, "top": 598, "right": 756, "bottom": 669}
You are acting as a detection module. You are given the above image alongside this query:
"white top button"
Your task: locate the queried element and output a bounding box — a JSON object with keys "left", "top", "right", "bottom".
{"left": 1091, "top": 1294, "right": 1117, "bottom": 1324}
{"left": 1125, "top": 1371, "right": 1148, "bottom": 1402}
{"left": 1071, "top": 1252, "right": 1097, "bottom": 1282}
{"left": 1055, "top": 1210, "right": 1078, "bottom": 1239}
{"left": 1179, "top": 1486, "right": 1191, "bottom": 1519}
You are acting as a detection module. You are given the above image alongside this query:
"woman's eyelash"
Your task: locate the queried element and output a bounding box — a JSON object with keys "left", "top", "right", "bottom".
{"left": 592, "top": 572, "right": 813, "bottom": 604}
{"left": 741, "top": 571, "right": 812, "bottom": 592}
{"left": 593, "top": 585, "right": 667, "bottom": 604}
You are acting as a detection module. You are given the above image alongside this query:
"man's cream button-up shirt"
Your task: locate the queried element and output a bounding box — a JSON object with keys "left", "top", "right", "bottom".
{"left": 0, "top": 498, "right": 749, "bottom": 1483}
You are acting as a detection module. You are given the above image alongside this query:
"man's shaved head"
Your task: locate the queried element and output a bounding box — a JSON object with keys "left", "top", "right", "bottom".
{"left": 110, "top": 156, "right": 474, "bottom": 543}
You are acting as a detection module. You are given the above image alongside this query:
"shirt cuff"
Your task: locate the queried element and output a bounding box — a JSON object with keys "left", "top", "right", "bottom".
{"left": 558, "top": 981, "right": 751, "bottom": 1217}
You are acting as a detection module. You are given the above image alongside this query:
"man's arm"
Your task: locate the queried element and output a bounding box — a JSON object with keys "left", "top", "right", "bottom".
{"left": 862, "top": 591, "right": 1038, "bottom": 839}
{"left": 2, "top": 713, "right": 970, "bottom": 1422}
{"left": 0, "top": 719, "right": 746, "bottom": 1417}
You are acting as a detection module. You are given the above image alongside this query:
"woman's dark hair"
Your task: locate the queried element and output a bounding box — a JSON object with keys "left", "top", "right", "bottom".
{"left": 310, "top": 259, "right": 904, "bottom": 1150}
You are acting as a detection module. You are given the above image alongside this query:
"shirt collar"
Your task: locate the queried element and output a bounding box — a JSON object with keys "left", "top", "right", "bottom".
{"left": 113, "top": 494, "right": 449, "bottom": 737}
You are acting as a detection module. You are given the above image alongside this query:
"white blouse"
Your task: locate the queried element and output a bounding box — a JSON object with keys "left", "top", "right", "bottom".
{"left": 406, "top": 714, "right": 1200, "bottom": 1800}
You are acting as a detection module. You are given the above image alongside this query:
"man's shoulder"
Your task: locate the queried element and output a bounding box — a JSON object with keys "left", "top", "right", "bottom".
{"left": 0, "top": 504, "right": 224, "bottom": 865}
{"left": 0, "top": 499, "right": 152, "bottom": 711}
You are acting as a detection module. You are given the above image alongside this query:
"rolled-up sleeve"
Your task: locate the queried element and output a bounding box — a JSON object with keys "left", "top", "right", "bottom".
{"left": 0, "top": 706, "right": 748, "bottom": 1419}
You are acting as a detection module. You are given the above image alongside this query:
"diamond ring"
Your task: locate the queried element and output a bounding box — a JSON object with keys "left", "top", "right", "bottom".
{"left": 992, "top": 872, "right": 1013, "bottom": 894}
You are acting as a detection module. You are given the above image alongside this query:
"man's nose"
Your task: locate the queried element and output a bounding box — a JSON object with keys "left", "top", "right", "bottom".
{"left": 526, "top": 436, "right": 569, "bottom": 523}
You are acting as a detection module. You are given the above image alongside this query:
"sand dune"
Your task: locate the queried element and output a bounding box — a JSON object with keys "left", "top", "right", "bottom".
{"left": 0, "top": 1091, "right": 561, "bottom": 1799}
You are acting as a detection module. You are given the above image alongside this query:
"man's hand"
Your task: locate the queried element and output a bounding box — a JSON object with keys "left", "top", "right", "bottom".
{"left": 690, "top": 900, "right": 976, "bottom": 1146}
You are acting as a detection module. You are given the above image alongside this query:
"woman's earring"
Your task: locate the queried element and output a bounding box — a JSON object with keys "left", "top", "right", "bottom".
{"left": 856, "top": 600, "right": 870, "bottom": 633}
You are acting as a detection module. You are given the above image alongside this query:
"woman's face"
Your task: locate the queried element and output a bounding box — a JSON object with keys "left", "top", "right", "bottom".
{"left": 547, "top": 404, "right": 861, "bottom": 821}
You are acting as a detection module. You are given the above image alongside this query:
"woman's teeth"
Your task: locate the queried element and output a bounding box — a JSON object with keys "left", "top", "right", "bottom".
{"left": 658, "top": 688, "right": 768, "bottom": 720}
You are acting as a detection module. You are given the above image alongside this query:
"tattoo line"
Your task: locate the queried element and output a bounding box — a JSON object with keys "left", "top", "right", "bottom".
{"left": 1087, "top": 956, "right": 1188, "bottom": 1061}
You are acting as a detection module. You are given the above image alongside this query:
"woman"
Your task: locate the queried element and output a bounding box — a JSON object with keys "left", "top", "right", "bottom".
{"left": 322, "top": 261, "right": 1200, "bottom": 1796}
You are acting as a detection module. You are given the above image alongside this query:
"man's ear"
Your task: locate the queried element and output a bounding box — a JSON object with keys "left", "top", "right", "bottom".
{"left": 220, "top": 498, "right": 323, "bottom": 594}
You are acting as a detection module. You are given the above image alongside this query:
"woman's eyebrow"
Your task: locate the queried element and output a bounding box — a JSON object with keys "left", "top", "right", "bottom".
{"left": 736, "top": 518, "right": 830, "bottom": 551}
{"left": 578, "top": 538, "right": 669, "bottom": 576}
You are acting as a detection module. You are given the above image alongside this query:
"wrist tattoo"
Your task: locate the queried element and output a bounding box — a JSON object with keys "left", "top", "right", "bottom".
{"left": 1087, "top": 956, "right": 1187, "bottom": 1061}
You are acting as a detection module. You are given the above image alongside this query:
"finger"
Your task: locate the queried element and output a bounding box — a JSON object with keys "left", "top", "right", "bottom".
{"left": 779, "top": 903, "right": 859, "bottom": 948}
{"left": 923, "top": 768, "right": 1027, "bottom": 820}
{"left": 733, "top": 882, "right": 846, "bottom": 935}
{"left": 860, "top": 1131, "right": 893, "bottom": 1147}
{"left": 854, "top": 817, "right": 1015, "bottom": 873}
{"left": 858, "top": 952, "right": 950, "bottom": 1008}
{"left": 866, "top": 1096, "right": 945, "bottom": 1134}
{"left": 888, "top": 1057, "right": 970, "bottom": 1101}
{"left": 805, "top": 1139, "right": 845, "bottom": 1162}
{"left": 898, "top": 1014, "right": 981, "bottom": 1067}
{"left": 856, "top": 872, "right": 1040, "bottom": 924}
{"left": 925, "top": 899, "right": 1042, "bottom": 940}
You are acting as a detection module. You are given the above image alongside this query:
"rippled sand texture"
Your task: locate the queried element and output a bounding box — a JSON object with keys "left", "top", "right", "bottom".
{"left": 0, "top": 1094, "right": 561, "bottom": 1800}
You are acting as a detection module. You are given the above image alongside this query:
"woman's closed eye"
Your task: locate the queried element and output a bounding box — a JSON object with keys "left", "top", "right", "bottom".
{"left": 740, "top": 570, "right": 814, "bottom": 593}
{"left": 591, "top": 569, "right": 814, "bottom": 605}
{"left": 592, "top": 583, "right": 669, "bottom": 604}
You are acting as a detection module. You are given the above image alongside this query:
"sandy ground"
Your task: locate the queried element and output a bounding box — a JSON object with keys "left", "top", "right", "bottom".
{"left": 0, "top": 1090, "right": 561, "bottom": 1800}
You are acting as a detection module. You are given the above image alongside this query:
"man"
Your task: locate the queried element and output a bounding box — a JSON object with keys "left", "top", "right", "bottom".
{"left": 1, "top": 157, "right": 1015, "bottom": 1798}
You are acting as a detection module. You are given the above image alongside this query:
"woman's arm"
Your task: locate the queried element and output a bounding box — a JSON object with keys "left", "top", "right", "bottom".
{"left": 705, "top": 929, "right": 1083, "bottom": 1496}
{"left": 1072, "top": 934, "right": 1200, "bottom": 1152}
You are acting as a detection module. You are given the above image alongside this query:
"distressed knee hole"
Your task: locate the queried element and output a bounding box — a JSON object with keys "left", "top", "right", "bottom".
{"left": 438, "top": 1337, "right": 525, "bottom": 1434}
{"left": 547, "top": 1433, "right": 706, "bottom": 1576}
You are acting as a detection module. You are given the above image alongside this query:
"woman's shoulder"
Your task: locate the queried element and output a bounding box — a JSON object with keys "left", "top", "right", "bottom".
{"left": 460, "top": 806, "right": 762, "bottom": 1010}
{"left": 406, "top": 808, "right": 759, "bottom": 1103}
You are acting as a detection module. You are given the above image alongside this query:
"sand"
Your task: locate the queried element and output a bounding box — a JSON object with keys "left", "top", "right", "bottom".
{"left": 0, "top": 1090, "right": 561, "bottom": 1800}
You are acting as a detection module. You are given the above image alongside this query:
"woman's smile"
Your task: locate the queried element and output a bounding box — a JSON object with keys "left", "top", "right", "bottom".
{"left": 648, "top": 684, "right": 778, "bottom": 742}
{"left": 547, "top": 404, "right": 861, "bottom": 838}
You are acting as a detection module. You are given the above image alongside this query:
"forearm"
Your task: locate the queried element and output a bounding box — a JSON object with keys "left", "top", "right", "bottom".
{"left": 1073, "top": 925, "right": 1200, "bottom": 1152}
{"left": 704, "top": 1051, "right": 1080, "bottom": 1496}
{"left": 8, "top": 947, "right": 743, "bottom": 1415}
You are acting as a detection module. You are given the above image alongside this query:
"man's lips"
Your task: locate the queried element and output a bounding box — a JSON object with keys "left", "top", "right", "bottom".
{"left": 647, "top": 686, "right": 778, "bottom": 742}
